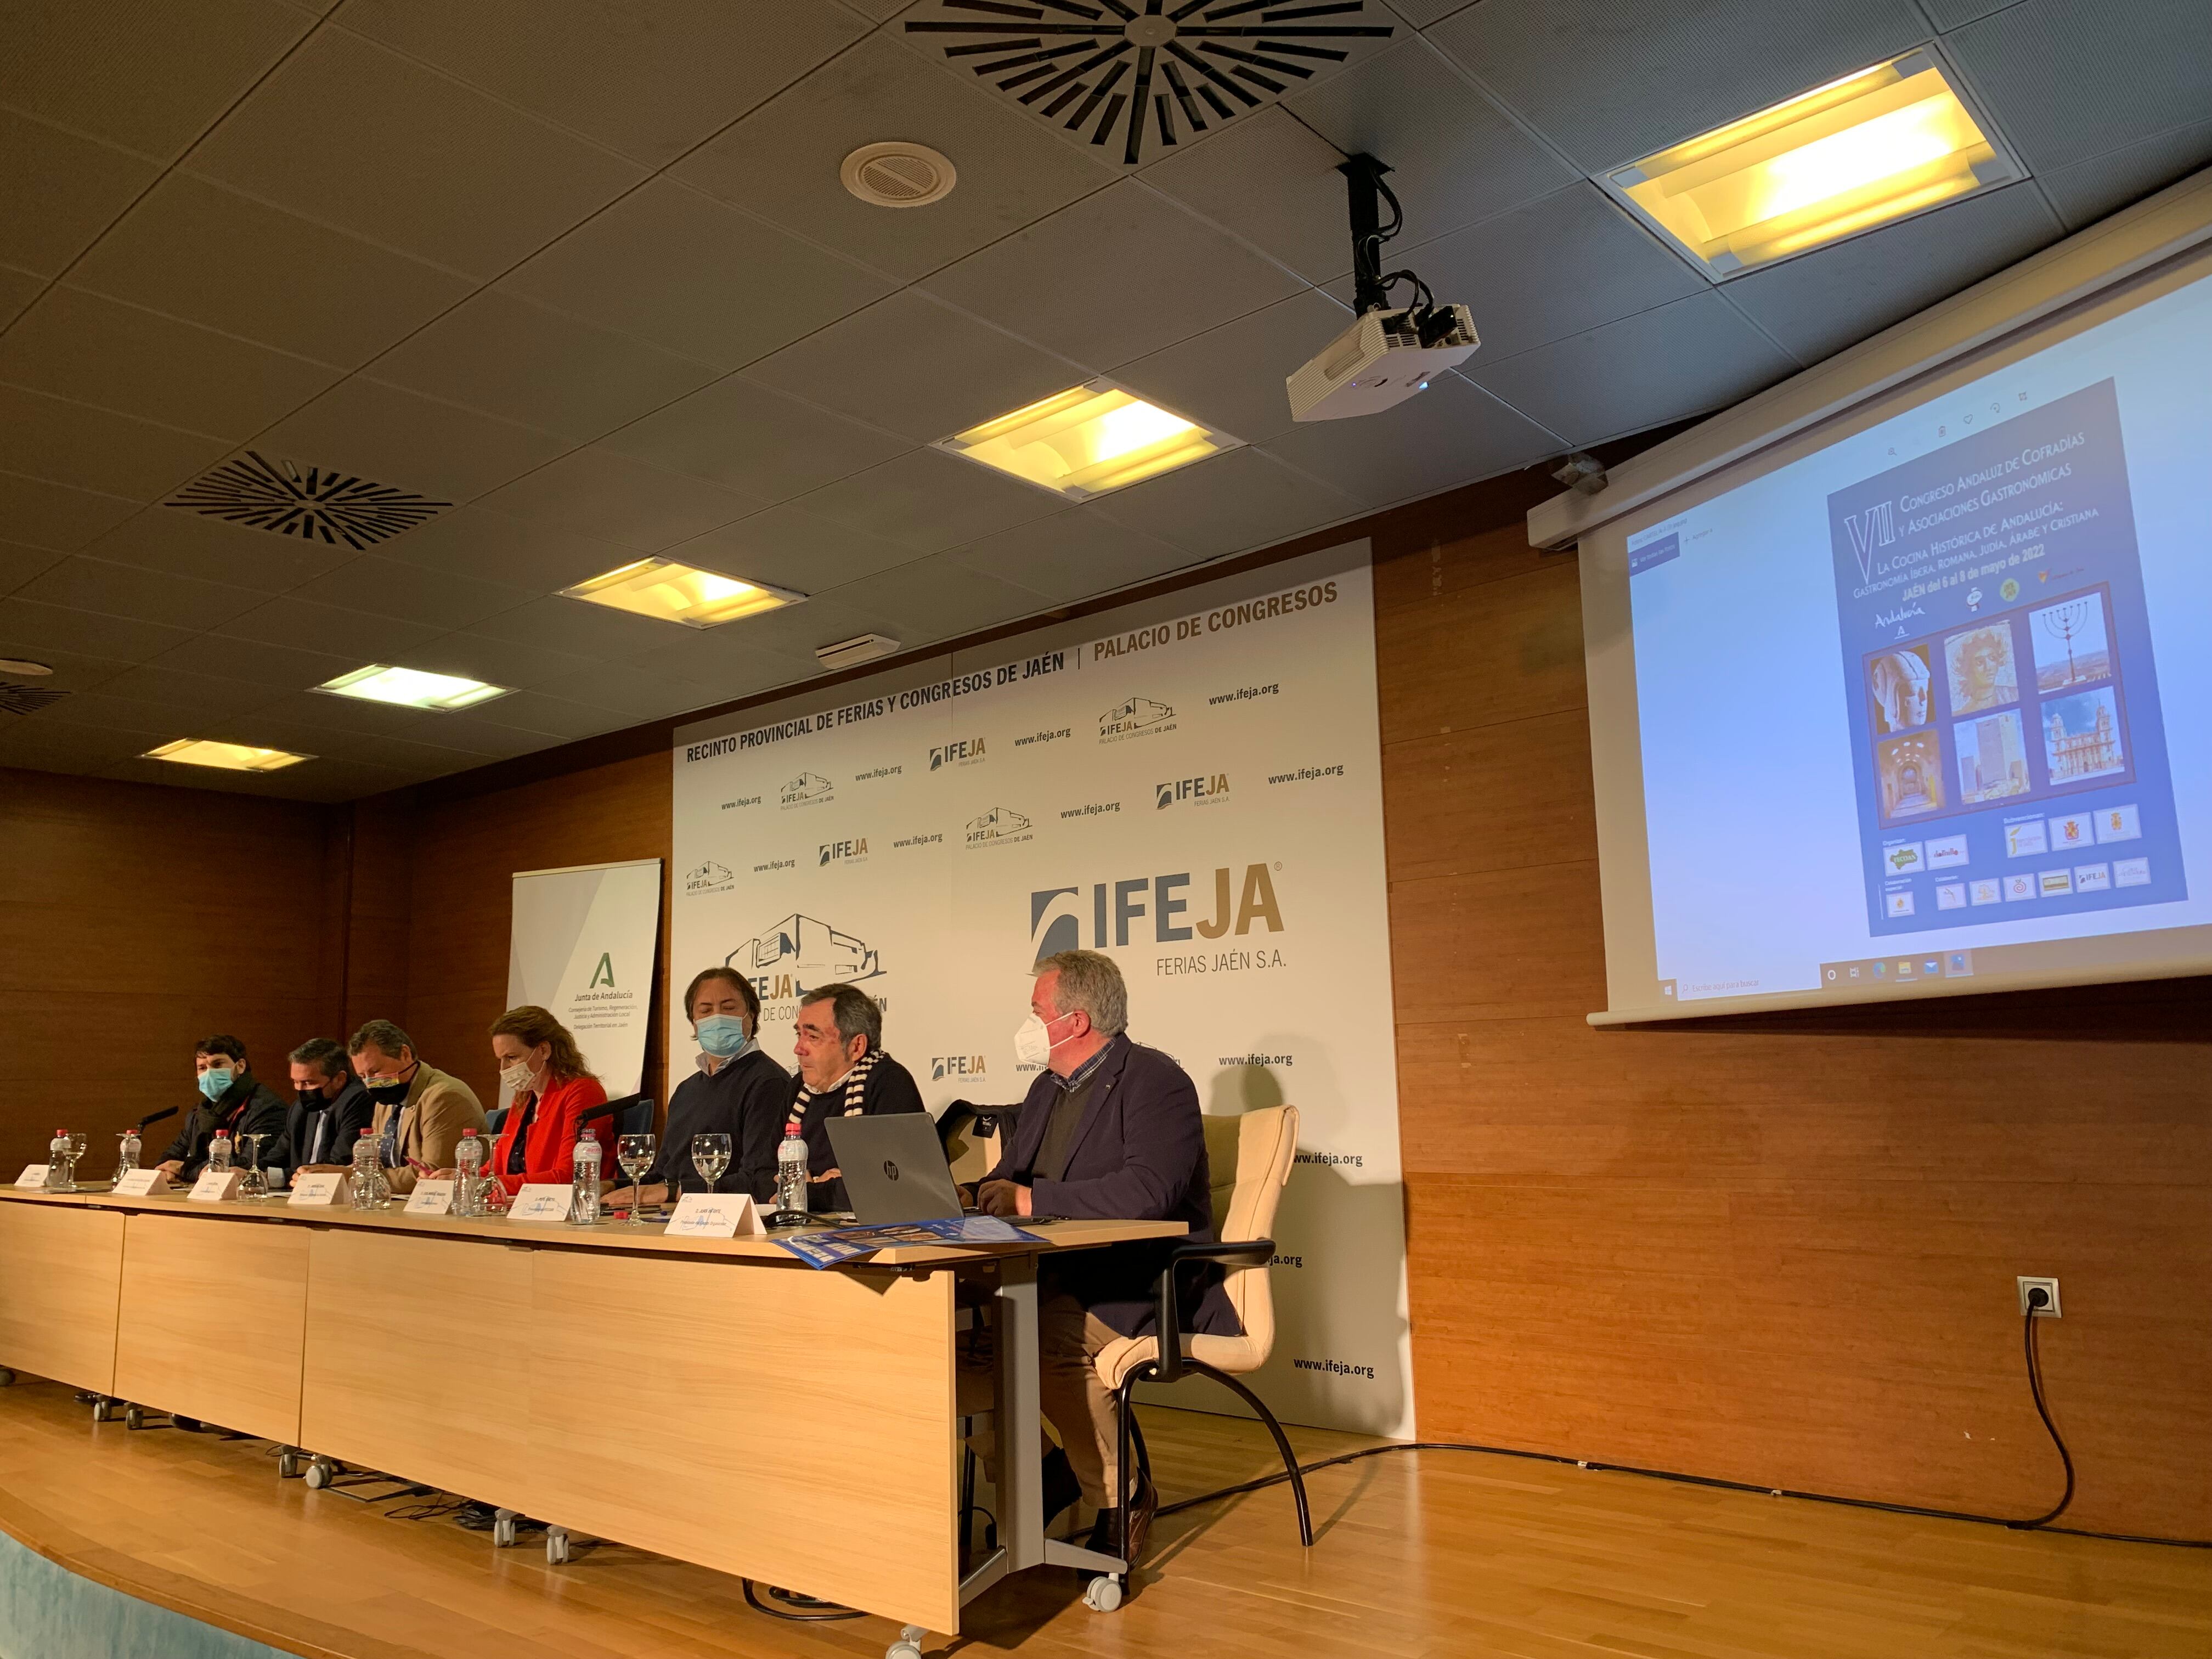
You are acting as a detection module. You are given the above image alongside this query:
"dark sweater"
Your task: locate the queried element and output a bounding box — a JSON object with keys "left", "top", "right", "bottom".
{"left": 646, "top": 1047, "right": 791, "bottom": 1201}
{"left": 161, "top": 1074, "right": 289, "bottom": 1180}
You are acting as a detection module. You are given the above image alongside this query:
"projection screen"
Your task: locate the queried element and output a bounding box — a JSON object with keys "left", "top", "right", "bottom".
{"left": 1564, "top": 174, "right": 2212, "bottom": 1022}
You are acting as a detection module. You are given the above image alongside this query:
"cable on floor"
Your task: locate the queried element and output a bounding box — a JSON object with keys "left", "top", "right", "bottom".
{"left": 741, "top": 1581, "right": 864, "bottom": 1621}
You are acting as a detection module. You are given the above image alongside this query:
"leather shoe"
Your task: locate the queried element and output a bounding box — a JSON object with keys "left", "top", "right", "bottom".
{"left": 1041, "top": 1446, "right": 1081, "bottom": 1527}
{"left": 1083, "top": 1470, "right": 1156, "bottom": 1564}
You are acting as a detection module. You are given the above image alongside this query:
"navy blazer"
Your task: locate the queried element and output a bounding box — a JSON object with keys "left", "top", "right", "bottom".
{"left": 981, "top": 1035, "right": 1238, "bottom": 1340}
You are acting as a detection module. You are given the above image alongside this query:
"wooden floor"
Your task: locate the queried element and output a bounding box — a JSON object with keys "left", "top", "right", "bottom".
{"left": 0, "top": 1377, "right": 2204, "bottom": 1659}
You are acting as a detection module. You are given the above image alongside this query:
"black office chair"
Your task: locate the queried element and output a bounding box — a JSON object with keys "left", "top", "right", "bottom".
{"left": 486, "top": 1104, "right": 507, "bottom": 1135}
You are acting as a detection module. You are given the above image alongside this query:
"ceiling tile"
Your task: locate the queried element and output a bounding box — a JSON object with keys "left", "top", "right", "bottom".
{"left": 0, "top": 286, "right": 340, "bottom": 440}
{"left": 0, "top": 595, "right": 198, "bottom": 664}
{"left": 82, "top": 506, "right": 358, "bottom": 592}
{"left": 791, "top": 447, "right": 1063, "bottom": 556}
{"left": 617, "top": 589, "right": 881, "bottom": 673}
{"left": 1342, "top": 183, "right": 1708, "bottom": 360}
{"left": 1284, "top": 37, "right": 1576, "bottom": 253}
{"left": 1, "top": 0, "right": 315, "bottom": 161}
{"left": 1139, "top": 109, "right": 1351, "bottom": 284}
{"left": 234, "top": 686, "right": 431, "bottom": 741}
{"left": 465, "top": 593, "right": 687, "bottom": 659}
{"left": 94, "top": 662, "right": 284, "bottom": 718}
{"left": 330, "top": 731, "right": 497, "bottom": 778}
{"left": 0, "top": 266, "right": 43, "bottom": 330}
{"left": 1466, "top": 290, "right": 1797, "bottom": 447}
{"left": 945, "top": 507, "right": 1194, "bottom": 604}
{"left": 252, "top": 379, "right": 573, "bottom": 506}
{"left": 217, "top": 594, "right": 450, "bottom": 660}
{"left": 669, "top": 501, "right": 925, "bottom": 595}
{"left": 673, "top": 32, "right": 1120, "bottom": 283}
{"left": 500, "top": 177, "right": 895, "bottom": 371}
{"left": 0, "top": 469, "right": 142, "bottom": 552}
{"left": 469, "top": 446, "right": 760, "bottom": 551}
{"left": 386, "top": 631, "right": 600, "bottom": 693}
{"left": 1113, "top": 289, "right": 1353, "bottom": 445}
{"left": 2039, "top": 119, "right": 2212, "bottom": 233}
{"left": 0, "top": 108, "right": 161, "bottom": 278}
{"left": 144, "top": 631, "right": 365, "bottom": 690}
{"left": 835, "top": 552, "right": 1052, "bottom": 644}
{"left": 1919, "top": 0, "right": 2013, "bottom": 25}
{"left": 1092, "top": 445, "right": 1363, "bottom": 558}
{"left": 0, "top": 383, "right": 231, "bottom": 501}
{"left": 17, "top": 687, "right": 188, "bottom": 737}
{"left": 1427, "top": 0, "right": 1929, "bottom": 174}
{"left": 65, "top": 172, "right": 478, "bottom": 368}
{"left": 1947, "top": 0, "right": 2212, "bottom": 174}
{"left": 14, "top": 555, "right": 267, "bottom": 632}
{"left": 459, "top": 687, "right": 636, "bottom": 740}
{"left": 337, "top": 0, "right": 870, "bottom": 168}
{"left": 0, "top": 539, "right": 68, "bottom": 597}
{"left": 365, "top": 288, "right": 721, "bottom": 442}
{"left": 922, "top": 179, "right": 1304, "bottom": 369}
{"left": 288, "top": 553, "right": 532, "bottom": 630}
{"left": 394, "top": 710, "right": 557, "bottom": 760}
{"left": 599, "top": 376, "right": 913, "bottom": 503}
{"left": 183, "top": 26, "right": 647, "bottom": 279}
{"left": 742, "top": 290, "right": 1086, "bottom": 445}
{"left": 640, "top": 644, "right": 815, "bottom": 709}
{"left": 527, "top": 663, "right": 718, "bottom": 720}
{"left": 0, "top": 716, "right": 152, "bottom": 775}
{"left": 0, "top": 636, "right": 131, "bottom": 693}
{"left": 1724, "top": 182, "right": 2063, "bottom": 364}
{"left": 1259, "top": 373, "right": 1559, "bottom": 506}
{"left": 374, "top": 506, "right": 637, "bottom": 592}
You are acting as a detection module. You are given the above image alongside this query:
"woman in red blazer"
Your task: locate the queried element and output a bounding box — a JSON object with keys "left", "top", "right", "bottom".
{"left": 483, "top": 1006, "right": 608, "bottom": 1196}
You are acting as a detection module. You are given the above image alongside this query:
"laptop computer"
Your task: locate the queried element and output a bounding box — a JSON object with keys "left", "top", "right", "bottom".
{"left": 826, "top": 1115, "right": 966, "bottom": 1224}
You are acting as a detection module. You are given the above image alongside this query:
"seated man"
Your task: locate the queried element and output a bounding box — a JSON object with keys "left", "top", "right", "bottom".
{"left": 770, "top": 981, "right": 924, "bottom": 1211}
{"left": 969, "top": 949, "right": 1237, "bottom": 1558}
{"left": 607, "top": 967, "right": 788, "bottom": 1212}
{"left": 157, "top": 1035, "right": 288, "bottom": 1181}
{"left": 279, "top": 1038, "right": 373, "bottom": 1181}
{"left": 347, "top": 1018, "right": 486, "bottom": 1195}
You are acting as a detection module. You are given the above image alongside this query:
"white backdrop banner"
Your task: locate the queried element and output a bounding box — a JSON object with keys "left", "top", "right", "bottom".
{"left": 670, "top": 543, "right": 1412, "bottom": 1437}
{"left": 507, "top": 858, "right": 663, "bottom": 1105}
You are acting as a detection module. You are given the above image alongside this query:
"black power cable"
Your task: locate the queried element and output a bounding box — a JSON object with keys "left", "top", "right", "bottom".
{"left": 741, "top": 1581, "right": 863, "bottom": 1622}
{"left": 2008, "top": 1291, "right": 2075, "bottom": 1531}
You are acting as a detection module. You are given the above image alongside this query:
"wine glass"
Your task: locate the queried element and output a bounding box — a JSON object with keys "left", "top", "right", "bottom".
{"left": 691, "top": 1133, "right": 731, "bottom": 1194}
{"left": 615, "top": 1133, "right": 655, "bottom": 1226}
{"left": 237, "top": 1133, "right": 267, "bottom": 1200}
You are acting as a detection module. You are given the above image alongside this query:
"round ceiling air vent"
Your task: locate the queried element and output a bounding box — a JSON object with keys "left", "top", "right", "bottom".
{"left": 841, "top": 142, "right": 957, "bottom": 209}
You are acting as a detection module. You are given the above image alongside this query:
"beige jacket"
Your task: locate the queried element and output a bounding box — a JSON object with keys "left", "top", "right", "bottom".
{"left": 370, "top": 1062, "right": 487, "bottom": 1194}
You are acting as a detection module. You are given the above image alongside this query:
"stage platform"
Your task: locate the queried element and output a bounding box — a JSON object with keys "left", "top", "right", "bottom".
{"left": 0, "top": 1375, "right": 2203, "bottom": 1659}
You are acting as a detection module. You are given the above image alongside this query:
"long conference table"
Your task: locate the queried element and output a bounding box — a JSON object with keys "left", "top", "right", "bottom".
{"left": 0, "top": 1184, "right": 1180, "bottom": 1644}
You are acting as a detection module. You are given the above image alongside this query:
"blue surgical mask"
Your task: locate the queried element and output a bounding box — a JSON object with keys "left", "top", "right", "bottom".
{"left": 198, "top": 1067, "right": 235, "bottom": 1102}
{"left": 695, "top": 1014, "right": 749, "bottom": 1058}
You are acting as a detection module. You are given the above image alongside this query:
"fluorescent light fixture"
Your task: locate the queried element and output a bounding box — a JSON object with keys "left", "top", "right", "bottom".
{"left": 557, "top": 558, "right": 803, "bottom": 629}
{"left": 936, "top": 382, "right": 1239, "bottom": 501}
{"left": 315, "top": 664, "right": 511, "bottom": 710}
{"left": 1604, "top": 50, "right": 2017, "bottom": 277}
{"left": 143, "top": 738, "right": 311, "bottom": 772}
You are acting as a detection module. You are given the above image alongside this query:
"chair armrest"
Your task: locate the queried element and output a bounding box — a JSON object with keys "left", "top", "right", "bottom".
{"left": 1152, "top": 1238, "right": 1274, "bottom": 1383}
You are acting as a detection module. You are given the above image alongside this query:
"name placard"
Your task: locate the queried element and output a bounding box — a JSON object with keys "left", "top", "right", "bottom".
{"left": 664, "top": 1192, "right": 765, "bottom": 1239}
{"left": 508, "top": 1183, "right": 575, "bottom": 1224}
{"left": 404, "top": 1179, "right": 455, "bottom": 1216}
{"left": 286, "top": 1172, "right": 349, "bottom": 1208}
{"left": 189, "top": 1169, "right": 244, "bottom": 1203}
{"left": 14, "top": 1166, "right": 50, "bottom": 1189}
{"left": 112, "top": 1169, "right": 173, "bottom": 1197}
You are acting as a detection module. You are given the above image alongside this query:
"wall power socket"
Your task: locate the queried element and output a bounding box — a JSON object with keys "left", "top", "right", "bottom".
{"left": 2016, "top": 1275, "right": 2062, "bottom": 1317}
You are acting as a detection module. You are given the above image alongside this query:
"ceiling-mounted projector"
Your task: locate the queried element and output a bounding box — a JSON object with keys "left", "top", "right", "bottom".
{"left": 1288, "top": 155, "right": 1478, "bottom": 422}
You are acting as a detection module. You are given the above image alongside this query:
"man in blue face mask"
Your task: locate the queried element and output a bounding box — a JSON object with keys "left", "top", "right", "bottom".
{"left": 156, "top": 1035, "right": 289, "bottom": 1182}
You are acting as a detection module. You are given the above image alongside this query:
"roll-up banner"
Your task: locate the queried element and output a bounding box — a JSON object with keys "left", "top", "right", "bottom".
{"left": 669, "top": 542, "right": 1412, "bottom": 1438}
{"left": 507, "top": 858, "right": 663, "bottom": 1107}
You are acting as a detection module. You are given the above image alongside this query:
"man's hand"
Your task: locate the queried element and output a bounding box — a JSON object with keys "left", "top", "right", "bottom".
{"left": 294, "top": 1164, "right": 343, "bottom": 1176}
{"left": 156, "top": 1160, "right": 183, "bottom": 1178}
{"left": 809, "top": 1167, "right": 842, "bottom": 1183}
{"left": 977, "top": 1178, "right": 1031, "bottom": 1218}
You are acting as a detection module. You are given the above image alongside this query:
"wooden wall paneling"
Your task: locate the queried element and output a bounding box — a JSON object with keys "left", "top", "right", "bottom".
{"left": 0, "top": 1200, "right": 122, "bottom": 1392}
{"left": 336, "top": 795, "right": 415, "bottom": 1043}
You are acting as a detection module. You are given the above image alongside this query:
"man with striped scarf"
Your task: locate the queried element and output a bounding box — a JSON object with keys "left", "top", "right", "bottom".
{"left": 775, "top": 981, "right": 926, "bottom": 1212}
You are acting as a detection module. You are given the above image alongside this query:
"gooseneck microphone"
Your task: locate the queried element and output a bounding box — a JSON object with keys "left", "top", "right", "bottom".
{"left": 137, "top": 1107, "right": 179, "bottom": 1130}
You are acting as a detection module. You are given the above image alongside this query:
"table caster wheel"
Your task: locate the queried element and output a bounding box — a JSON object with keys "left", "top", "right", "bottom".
{"left": 545, "top": 1527, "right": 569, "bottom": 1565}
{"left": 0, "top": 1368, "right": 16, "bottom": 1387}
{"left": 1082, "top": 1574, "right": 1123, "bottom": 1612}
{"left": 125, "top": 1405, "right": 145, "bottom": 1430}
{"left": 277, "top": 1449, "right": 300, "bottom": 1479}
{"left": 303, "top": 1457, "right": 334, "bottom": 1489}
{"left": 92, "top": 1398, "right": 114, "bottom": 1423}
{"left": 493, "top": 1510, "right": 517, "bottom": 1548}
{"left": 888, "top": 1625, "right": 928, "bottom": 1659}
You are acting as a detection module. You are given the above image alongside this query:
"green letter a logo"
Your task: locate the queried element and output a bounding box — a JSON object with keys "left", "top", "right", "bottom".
{"left": 589, "top": 952, "right": 615, "bottom": 989}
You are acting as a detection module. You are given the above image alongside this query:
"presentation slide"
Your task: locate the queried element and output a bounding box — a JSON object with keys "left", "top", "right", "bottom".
{"left": 1618, "top": 262, "right": 2212, "bottom": 1008}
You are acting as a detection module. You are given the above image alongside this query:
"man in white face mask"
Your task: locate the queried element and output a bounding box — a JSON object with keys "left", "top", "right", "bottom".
{"left": 964, "top": 949, "right": 1237, "bottom": 1561}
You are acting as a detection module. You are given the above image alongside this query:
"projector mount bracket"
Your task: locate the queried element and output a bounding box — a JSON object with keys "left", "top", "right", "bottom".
{"left": 1341, "top": 154, "right": 1457, "bottom": 348}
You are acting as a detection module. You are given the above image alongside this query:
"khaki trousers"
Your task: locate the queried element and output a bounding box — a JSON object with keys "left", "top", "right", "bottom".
{"left": 959, "top": 1282, "right": 1125, "bottom": 1510}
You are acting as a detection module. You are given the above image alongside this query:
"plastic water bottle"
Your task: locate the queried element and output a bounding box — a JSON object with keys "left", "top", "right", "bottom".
{"left": 776, "top": 1123, "right": 808, "bottom": 1217}
{"left": 44, "top": 1130, "right": 69, "bottom": 1190}
{"left": 349, "top": 1128, "right": 386, "bottom": 1208}
{"left": 452, "top": 1131, "right": 483, "bottom": 1218}
{"left": 116, "top": 1127, "right": 140, "bottom": 1182}
{"left": 208, "top": 1130, "right": 233, "bottom": 1173}
{"left": 572, "top": 1127, "right": 602, "bottom": 1225}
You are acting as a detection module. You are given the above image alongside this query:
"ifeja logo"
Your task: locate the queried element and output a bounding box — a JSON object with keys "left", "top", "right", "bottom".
{"left": 1031, "top": 863, "right": 1284, "bottom": 955}
{"left": 966, "top": 806, "right": 1031, "bottom": 847}
{"left": 1156, "top": 772, "right": 1228, "bottom": 809}
{"left": 781, "top": 770, "right": 833, "bottom": 807}
{"left": 684, "top": 859, "right": 734, "bottom": 894}
{"left": 725, "top": 912, "right": 882, "bottom": 1001}
{"left": 818, "top": 836, "right": 868, "bottom": 867}
{"left": 931, "top": 1055, "right": 986, "bottom": 1082}
{"left": 930, "top": 736, "right": 986, "bottom": 770}
{"left": 1099, "top": 696, "right": 1175, "bottom": 741}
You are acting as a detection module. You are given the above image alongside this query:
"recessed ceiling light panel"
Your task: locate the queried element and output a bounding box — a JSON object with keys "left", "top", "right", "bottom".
{"left": 143, "top": 738, "right": 312, "bottom": 772}
{"left": 1603, "top": 50, "right": 2019, "bottom": 278}
{"left": 558, "top": 559, "right": 804, "bottom": 629}
{"left": 315, "top": 664, "right": 511, "bottom": 710}
{"left": 936, "top": 382, "right": 1239, "bottom": 501}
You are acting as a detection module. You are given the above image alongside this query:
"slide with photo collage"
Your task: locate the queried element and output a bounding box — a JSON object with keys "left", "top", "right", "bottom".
{"left": 1828, "top": 380, "right": 2185, "bottom": 935}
